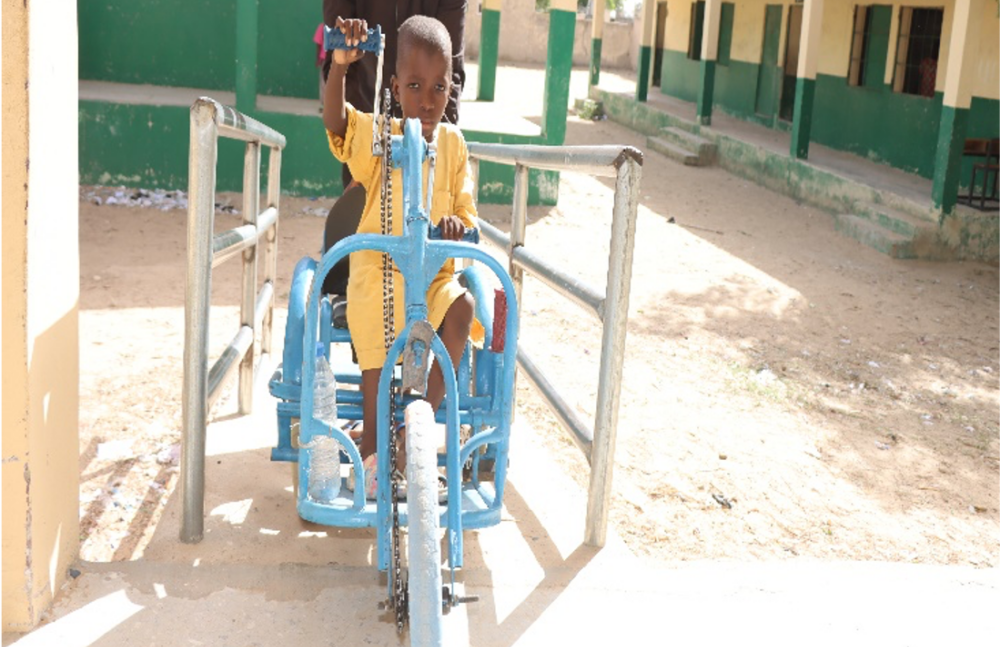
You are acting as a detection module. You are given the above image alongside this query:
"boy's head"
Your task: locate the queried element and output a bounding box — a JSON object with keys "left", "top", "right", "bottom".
{"left": 392, "top": 16, "right": 453, "bottom": 141}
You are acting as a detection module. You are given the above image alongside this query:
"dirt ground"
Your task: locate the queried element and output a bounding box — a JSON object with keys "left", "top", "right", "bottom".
{"left": 76, "top": 72, "right": 999, "bottom": 571}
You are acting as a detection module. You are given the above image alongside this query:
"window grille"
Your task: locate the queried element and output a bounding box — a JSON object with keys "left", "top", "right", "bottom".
{"left": 893, "top": 6, "right": 943, "bottom": 97}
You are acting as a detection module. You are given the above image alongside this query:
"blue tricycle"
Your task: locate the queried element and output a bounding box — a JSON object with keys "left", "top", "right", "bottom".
{"left": 268, "top": 26, "right": 520, "bottom": 643}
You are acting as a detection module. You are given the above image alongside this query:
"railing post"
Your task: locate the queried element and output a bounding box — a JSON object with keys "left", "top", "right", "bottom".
{"left": 509, "top": 164, "right": 529, "bottom": 322}
{"left": 262, "top": 146, "right": 282, "bottom": 357}
{"left": 239, "top": 141, "right": 261, "bottom": 414}
{"left": 585, "top": 154, "right": 641, "bottom": 548}
{"left": 181, "top": 101, "right": 219, "bottom": 544}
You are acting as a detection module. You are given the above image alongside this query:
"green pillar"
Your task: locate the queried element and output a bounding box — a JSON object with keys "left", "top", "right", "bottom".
{"left": 235, "top": 0, "right": 258, "bottom": 113}
{"left": 478, "top": 1, "right": 501, "bottom": 102}
{"left": 543, "top": 4, "right": 576, "bottom": 144}
{"left": 636, "top": 0, "right": 656, "bottom": 102}
{"left": 932, "top": 105, "right": 969, "bottom": 214}
{"left": 590, "top": 0, "right": 605, "bottom": 87}
{"left": 591, "top": 38, "right": 603, "bottom": 87}
{"left": 696, "top": 0, "right": 722, "bottom": 125}
{"left": 696, "top": 60, "right": 716, "bottom": 124}
{"left": 790, "top": 0, "right": 824, "bottom": 159}
{"left": 932, "top": 0, "right": 980, "bottom": 214}
{"left": 790, "top": 77, "right": 816, "bottom": 158}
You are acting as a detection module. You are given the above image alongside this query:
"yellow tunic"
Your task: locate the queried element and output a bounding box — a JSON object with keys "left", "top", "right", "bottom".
{"left": 327, "top": 104, "right": 482, "bottom": 371}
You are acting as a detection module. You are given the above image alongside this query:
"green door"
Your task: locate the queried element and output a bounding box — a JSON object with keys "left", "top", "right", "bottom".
{"left": 755, "top": 4, "right": 783, "bottom": 120}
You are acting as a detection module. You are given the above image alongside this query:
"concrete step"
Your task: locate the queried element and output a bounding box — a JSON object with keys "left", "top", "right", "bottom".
{"left": 660, "top": 126, "right": 717, "bottom": 165}
{"left": 646, "top": 136, "right": 702, "bottom": 166}
{"left": 834, "top": 214, "right": 915, "bottom": 259}
{"left": 854, "top": 201, "right": 937, "bottom": 238}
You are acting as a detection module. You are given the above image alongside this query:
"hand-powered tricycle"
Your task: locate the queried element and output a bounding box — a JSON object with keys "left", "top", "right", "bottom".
{"left": 268, "top": 25, "right": 520, "bottom": 644}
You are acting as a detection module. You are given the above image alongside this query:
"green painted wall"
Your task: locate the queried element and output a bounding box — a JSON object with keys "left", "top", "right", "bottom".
{"left": 714, "top": 59, "right": 759, "bottom": 121}
{"left": 660, "top": 49, "right": 700, "bottom": 103}
{"left": 811, "top": 77, "right": 940, "bottom": 176}
{"left": 78, "top": 101, "right": 558, "bottom": 204}
{"left": 79, "top": 0, "right": 319, "bottom": 99}
{"left": 79, "top": 0, "right": 238, "bottom": 90}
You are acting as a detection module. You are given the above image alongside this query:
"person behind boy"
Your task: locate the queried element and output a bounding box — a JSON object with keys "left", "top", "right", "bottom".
{"left": 323, "top": 0, "right": 467, "bottom": 189}
{"left": 324, "top": 15, "right": 482, "bottom": 496}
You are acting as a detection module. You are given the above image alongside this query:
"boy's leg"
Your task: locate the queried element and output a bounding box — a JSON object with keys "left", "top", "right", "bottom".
{"left": 361, "top": 366, "right": 406, "bottom": 472}
{"left": 359, "top": 368, "right": 380, "bottom": 460}
{"left": 426, "top": 292, "right": 475, "bottom": 411}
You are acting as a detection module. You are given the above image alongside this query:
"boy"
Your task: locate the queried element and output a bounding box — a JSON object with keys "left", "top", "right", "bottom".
{"left": 324, "top": 15, "right": 480, "bottom": 497}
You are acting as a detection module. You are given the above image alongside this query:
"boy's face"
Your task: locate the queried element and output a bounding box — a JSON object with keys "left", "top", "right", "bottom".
{"left": 392, "top": 44, "right": 451, "bottom": 142}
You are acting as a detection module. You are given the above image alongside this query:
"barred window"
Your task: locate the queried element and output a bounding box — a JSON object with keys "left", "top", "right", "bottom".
{"left": 848, "top": 6, "right": 873, "bottom": 86}
{"left": 893, "top": 7, "right": 943, "bottom": 97}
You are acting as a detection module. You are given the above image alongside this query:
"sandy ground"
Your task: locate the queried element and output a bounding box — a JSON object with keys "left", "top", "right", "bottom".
{"left": 76, "top": 67, "right": 999, "bottom": 572}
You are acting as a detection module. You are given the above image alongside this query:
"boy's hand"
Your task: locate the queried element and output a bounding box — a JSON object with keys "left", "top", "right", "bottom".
{"left": 438, "top": 216, "right": 466, "bottom": 241}
{"left": 332, "top": 17, "right": 368, "bottom": 66}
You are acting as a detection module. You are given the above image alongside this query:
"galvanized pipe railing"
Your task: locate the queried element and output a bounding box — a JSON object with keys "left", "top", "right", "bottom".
{"left": 468, "top": 143, "right": 643, "bottom": 548}
{"left": 181, "top": 97, "right": 286, "bottom": 543}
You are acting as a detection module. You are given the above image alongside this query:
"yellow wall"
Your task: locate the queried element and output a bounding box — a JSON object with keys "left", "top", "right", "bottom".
{"left": 2, "top": 0, "right": 81, "bottom": 632}
{"left": 665, "top": 0, "right": 696, "bottom": 54}
{"left": 971, "top": 3, "right": 999, "bottom": 100}
{"left": 662, "top": 0, "right": 998, "bottom": 100}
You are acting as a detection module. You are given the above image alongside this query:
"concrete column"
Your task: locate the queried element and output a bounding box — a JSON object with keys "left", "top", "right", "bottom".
{"left": 932, "top": 0, "right": 982, "bottom": 213}
{"left": 543, "top": 0, "right": 576, "bottom": 144}
{"left": 2, "top": 0, "right": 81, "bottom": 632}
{"left": 478, "top": 0, "right": 502, "bottom": 101}
{"left": 235, "top": 0, "right": 259, "bottom": 113}
{"left": 590, "top": 0, "right": 605, "bottom": 87}
{"left": 637, "top": 0, "right": 657, "bottom": 101}
{"left": 790, "top": 0, "right": 824, "bottom": 158}
{"left": 696, "top": 0, "right": 723, "bottom": 124}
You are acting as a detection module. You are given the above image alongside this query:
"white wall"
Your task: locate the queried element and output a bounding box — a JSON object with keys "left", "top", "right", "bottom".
{"left": 465, "top": 0, "right": 641, "bottom": 70}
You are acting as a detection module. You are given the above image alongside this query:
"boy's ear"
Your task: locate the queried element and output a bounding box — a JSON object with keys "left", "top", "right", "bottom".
{"left": 390, "top": 75, "right": 399, "bottom": 100}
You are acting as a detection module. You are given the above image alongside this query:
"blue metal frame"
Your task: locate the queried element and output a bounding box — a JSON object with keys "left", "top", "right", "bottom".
{"left": 269, "top": 119, "right": 519, "bottom": 574}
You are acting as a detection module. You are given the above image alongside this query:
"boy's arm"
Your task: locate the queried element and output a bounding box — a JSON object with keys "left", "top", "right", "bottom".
{"left": 323, "top": 18, "right": 368, "bottom": 138}
{"left": 323, "top": 60, "right": 350, "bottom": 138}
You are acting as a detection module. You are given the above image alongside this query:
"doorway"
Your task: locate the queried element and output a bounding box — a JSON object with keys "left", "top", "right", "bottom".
{"left": 652, "top": 2, "right": 669, "bottom": 87}
{"left": 779, "top": 3, "right": 803, "bottom": 121}
{"left": 754, "top": 4, "right": 783, "bottom": 119}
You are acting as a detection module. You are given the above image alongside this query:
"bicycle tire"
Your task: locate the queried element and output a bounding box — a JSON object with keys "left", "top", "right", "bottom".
{"left": 404, "top": 400, "right": 443, "bottom": 646}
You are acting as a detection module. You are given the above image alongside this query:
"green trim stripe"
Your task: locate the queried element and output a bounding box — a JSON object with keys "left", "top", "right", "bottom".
{"left": 637, "top": 45, "right": 651, "bottom": 102}
{"left": 478, "top": 9, "right": 500, "bottom": 102}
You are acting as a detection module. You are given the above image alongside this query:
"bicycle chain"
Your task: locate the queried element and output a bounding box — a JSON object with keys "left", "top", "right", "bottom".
{"left": 378, "top": 88, "right": 408, "bottom": 635}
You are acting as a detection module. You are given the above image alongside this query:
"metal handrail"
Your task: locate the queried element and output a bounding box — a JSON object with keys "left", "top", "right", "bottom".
{"left": 467, "top": 142, "right": 643, "bottom": 548}
{"left": 181, "top": 97, "right": 285, "bottom": 543}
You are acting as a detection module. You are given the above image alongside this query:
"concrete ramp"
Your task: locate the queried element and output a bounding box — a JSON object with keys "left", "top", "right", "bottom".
{"left": 5, "top": 365, "right": 998, "bottom": 646}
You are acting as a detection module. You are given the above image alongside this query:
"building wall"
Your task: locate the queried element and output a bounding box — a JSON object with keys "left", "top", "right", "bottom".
{"left": 657, "top": 0, "right": 1000, "bottom": 180}
{"left": 3, "top": 0, "right": 81, "bottom": 632}
{"left": 465, "top": 0, "right": 641, "bottom": 69}
{"left": 78, "top": 0, "right": 321, "bottom": 99}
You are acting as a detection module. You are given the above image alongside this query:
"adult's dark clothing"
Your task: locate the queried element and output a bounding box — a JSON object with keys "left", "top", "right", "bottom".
{"left": 323, "top": 0, "right": 466, "bottom": 125}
